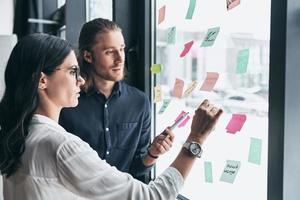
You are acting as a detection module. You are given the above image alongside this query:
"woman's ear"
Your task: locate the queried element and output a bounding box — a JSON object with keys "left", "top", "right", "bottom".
{"left": 38, "top": 72, "right": 47, "bottom": 90}
{"left": 83, "top": 50, "right": 93, "bottom": 63}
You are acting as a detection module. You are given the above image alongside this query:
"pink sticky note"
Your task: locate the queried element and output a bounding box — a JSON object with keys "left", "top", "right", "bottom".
{"left": 226, "top": 0, "right": 240, "bottom": 10}
{"left": 172, "top": 78, "right": 184, "bottom": 98}
{"left": 158, "top": 5, "right": 166, "bottom": 24}
{"left": 200, "top": 72, "right": 219, "bottom": 91}
{"left": 175, "top": 111, "right": 187, "bottom": 122}
{"left": 178, "top": 115, "right": 190, "bottom": 128}
{"left": 226, "top": 114, "right": 247, "bottom": 134}
{"left": 180, "top": 40, "right": 194, "bottom": 57}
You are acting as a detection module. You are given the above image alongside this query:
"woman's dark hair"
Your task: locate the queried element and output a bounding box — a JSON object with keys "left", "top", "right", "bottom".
{"left": 78, "top": 18, "right": 121, "bottom": 91}
{"left": 0, "top": 33, "right": 72, "bottom": 177}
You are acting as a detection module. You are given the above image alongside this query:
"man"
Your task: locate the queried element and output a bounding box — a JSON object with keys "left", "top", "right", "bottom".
{"left": 59, "top": 18, "right": 173, "bottom": 182}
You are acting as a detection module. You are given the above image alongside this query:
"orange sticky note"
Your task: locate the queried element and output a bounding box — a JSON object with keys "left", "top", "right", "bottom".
{"left": 154, "top": 85, "right": 162, "bottom": 103}
{"left": 180, "top": 40, "right": 194, "bottom": 57}
{"left": 200, "top": 72, "right": 219, "bottom": 91}
{"left": 158, "top": 5, "right": 166, "bottom": 24}
{"left": 226, "top": 114, "right": 247, "bottom": 134}
{"left": 172, "top": 78, "right": 184, "bottom": 98}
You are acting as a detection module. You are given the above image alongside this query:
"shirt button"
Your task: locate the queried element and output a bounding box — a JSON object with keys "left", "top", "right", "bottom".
{"left": 106, "top": 151, "right": 110, "bottom": 155}
{"left": 104, "top": 104, "right": 108, "bottom": 108}
{"left": 105, "top": 127, "right": 109, "bottom": 131}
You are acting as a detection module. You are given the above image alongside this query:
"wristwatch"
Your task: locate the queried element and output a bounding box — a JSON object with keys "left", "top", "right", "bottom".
{"left": 182, "top": 141, "right": 203, "bottom": 158}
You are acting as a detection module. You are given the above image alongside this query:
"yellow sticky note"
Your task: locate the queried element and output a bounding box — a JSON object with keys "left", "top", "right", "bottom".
{"left": 154, "top": 85, "right": 162, "bottom": 103}
{"left": 151, "top": 64, "right": 162, "bottom": 74}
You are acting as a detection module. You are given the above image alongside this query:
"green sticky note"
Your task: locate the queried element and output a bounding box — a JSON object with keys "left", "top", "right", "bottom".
{"left": 236, "top": 49, "right": 249, "bottom": 74}
{"left": 220, "top": 160, "right": 241, "bottom": 183}
{"left": 185, "top": 0, "right": 197, "bottom": 19}
{"left": 150, "top": 64, "right": 162, "bottom": 74}
{"left": 158, "top": 99, "right": 171, "bottom": 114}
{"left": 167, "top": 27, "right": 176, "bottom": 44}
{"left": 248, "top": 137, "right": 262, "bottom": 165}
{"left": 201, "top": 27, "right": 220, "bottom": 47}
{"left": 204, "top": 161, "right": 213, "bottom": 183}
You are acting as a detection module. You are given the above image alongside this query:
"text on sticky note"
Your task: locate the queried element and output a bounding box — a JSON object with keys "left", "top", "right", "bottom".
{"left": 220, "top": 160, "right": 241, "bottom": 183}
{"left": 158, "top": 99, "right": 171, "bottom": 114}
{"left": 201, "top": 27, "right": 220, "bottom": 47}
{"left": 154, "top": 85, "right": 162, "bottom": 103}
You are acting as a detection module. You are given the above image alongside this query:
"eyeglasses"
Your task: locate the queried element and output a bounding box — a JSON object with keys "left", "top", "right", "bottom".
{"left": 55, "top": 65, "right": 81, "bottom": 82}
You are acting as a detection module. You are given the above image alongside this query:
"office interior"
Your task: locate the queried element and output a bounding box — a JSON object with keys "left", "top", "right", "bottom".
{"left": 0, "top": 0, "right": 300, "bottom": 200}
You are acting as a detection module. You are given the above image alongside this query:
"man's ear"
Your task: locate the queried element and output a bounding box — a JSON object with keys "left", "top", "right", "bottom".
{"left": 38, "top": 72, "right": 48, "bottom": 90}
{"left": 83, "top": 50, "right": 93, "bottom": 63}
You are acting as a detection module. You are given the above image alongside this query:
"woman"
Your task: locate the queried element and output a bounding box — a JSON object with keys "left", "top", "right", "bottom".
{"left": 0, "top": 33, "right": 222, "bottom": 200}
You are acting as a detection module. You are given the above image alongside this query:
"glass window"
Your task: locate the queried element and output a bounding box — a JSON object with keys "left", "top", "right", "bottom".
{"left": 87, "top": 0, "right": 113, "bottom": 21}
{"left": 153, "top": 0, "right": 270, "bottom": 199}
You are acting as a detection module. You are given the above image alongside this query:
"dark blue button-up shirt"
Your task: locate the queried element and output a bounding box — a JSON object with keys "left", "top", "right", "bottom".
{"left": 59, "top": 81, "right": 152, "bottom": 179}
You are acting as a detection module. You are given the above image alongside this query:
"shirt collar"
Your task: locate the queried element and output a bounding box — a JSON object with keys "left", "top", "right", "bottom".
{"left": 86, "top": 81, "right": 123, "bottom": 97}
{"left": 31, "top": 114, "right": 66, "bottom": 132}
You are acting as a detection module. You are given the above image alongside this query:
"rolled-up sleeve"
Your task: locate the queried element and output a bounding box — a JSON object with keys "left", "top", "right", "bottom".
{"left": 56, "top": 139, "right": 184, "bottom": 200}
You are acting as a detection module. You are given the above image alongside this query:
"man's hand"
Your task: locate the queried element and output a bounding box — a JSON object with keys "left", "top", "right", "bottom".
{"left": 147, "top": 128, "right": 175, "bottom": 158}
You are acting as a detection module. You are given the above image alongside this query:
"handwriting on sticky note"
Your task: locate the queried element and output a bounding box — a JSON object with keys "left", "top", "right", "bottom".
{"left": 151, "top": 64, "right": 162, "bottom": 74}
{"left": 167, "top": 27, "right": 176, "bottom": 44}
{"left": 158, "top": 99, "right": 171, "bottom": 114}
{"left": 172, "top": 78, "right": 184, "bottom": 98}
{"left": 154, "top": 85, "right": 162, "bottom": 103}
{"left": 220, "top": 160, "right": 241, "bottom": 183}
{"left": 201, "top": 27, "right": 220, "bottom": 47}
{"left": 200, "top": 72, "right": 219, "bottom": 91}
{"left": 204, "top": 161, "right": 213, "bottom": 183}
{"left": 185, "top": 0, "right": 197, "bottom": 19}
{"left": 158, "top": 5, "right": 166, "bottom": 25}
{"left": 236, "top": 49, "right": 249, "bottom": 74}
{"left": 227, "top": 0, "right": 240, "bottom": 10}
{"left": 183, "top": 81, "right": 198, "bottom": 97}
{"left": 248, "top": 137, "right": 262, "bottom": 165}
{"left": 180, "top": 40, "right": 194, "bottom": 57}
{"left": 226, "top": 114, "right": 247, "bottom": 134}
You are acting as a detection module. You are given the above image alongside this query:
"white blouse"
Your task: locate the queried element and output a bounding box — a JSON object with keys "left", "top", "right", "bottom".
{"left": 3, "top": 114, "right": 184, "bottom": 200}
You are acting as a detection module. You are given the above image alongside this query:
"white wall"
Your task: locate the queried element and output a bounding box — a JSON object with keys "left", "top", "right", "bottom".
{"left": 0, "top": 0, "right": 14, "bottom": 34}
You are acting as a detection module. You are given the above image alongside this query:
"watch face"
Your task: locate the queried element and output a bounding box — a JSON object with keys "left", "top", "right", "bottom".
{"left": 190, "top": 143, "right": 201, "bottom": 155}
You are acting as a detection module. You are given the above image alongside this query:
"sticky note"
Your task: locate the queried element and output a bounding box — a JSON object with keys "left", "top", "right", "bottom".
{"left": 220, "top": 160, "right": 241, "bottom": 184}
{"left": 178, "top": 115, "right": 190, "bottom": 128}
{"left": 185, "top": 0, "right": 197, "bottom": 19}
{"left": 201, "top": 27, "right": 220, "bottom": 47}
{"left": 151, "top": 64, "right": 162, "bottom": 74}
{"left": 199, "top": 72, "right": 219, "bottom": 91}
{"left": 204, "top": 161, "right": 213, "bottom": 183}
{"left": 158, "top": 99, "right": 171, "bottom": 114}
{"left": 180, "top": 40, "right": 194, "bottom": 57}
{"left": 167, "top": 27, "right": 176, "bottom": 44}
{"left": 226, "top": 114, "right": 247, "bottom": 134}
{"left": 175, "top": 111, "right": 188, "bottom": 122}
{"left": 248, "top": 137, "right": 262, "bottom": 165}
{"left": 158, "top": 5, "right": 166, "bottom": 25}
{"left": 172, "top": 78, "right": 184, "bottom": 98}
{"left": 227, "top": 0, "right": 240, "bottom": 10}
{"left": 183, "top": 81, "right": 198, "bottom": 97}
{"left": 154, "top": 85, "right": 162, "bottom": 103}
{"left": 236, "top": 49, "right": 249, "bottom": 74}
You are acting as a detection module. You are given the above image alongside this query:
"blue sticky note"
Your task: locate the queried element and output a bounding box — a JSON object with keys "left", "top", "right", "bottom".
{"left": 167, "top": 27, "right": 176, "bottom": 44}
{"left": 248, "top": 137, "right": 262, "bottom": 165}
{"left": 204, "top": 161, "right": 213, "bottom": 183}
{"left": 186, "top": 0, "right": 197, "bottom": 19}
{"left": 158, "top": 99, "right": 171, "bottom": 114}
{"left": 220, "top": 160, "right": 241, "bottom": 183}
{"left": 236, "top": 49, "right": 249, "bottom": 74}
{"left": 201, "top": 27, "right": 220, "bottom": 47}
